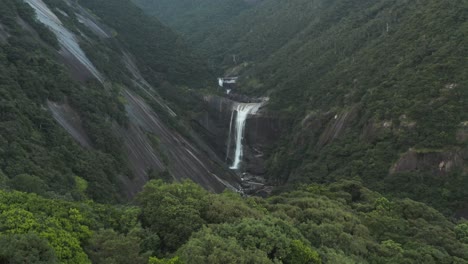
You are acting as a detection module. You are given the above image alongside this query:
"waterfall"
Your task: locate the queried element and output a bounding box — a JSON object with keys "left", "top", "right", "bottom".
{"left": 225, "top": 109, "right": 235, "bottom": 162}
{"left": 229, "top": 102, "right": 264, "bottom": 170}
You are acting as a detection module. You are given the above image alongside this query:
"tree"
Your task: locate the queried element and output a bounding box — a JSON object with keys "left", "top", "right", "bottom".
{"left": 177, "top": 227, "right": 271, "bottom": 264}
{"left": 455, "top": 223, "right": 468, "bottom": 244}
{"left": 8, "top": 174, "right": 46, "bottom": 195}
{"left": 0, "top": 170, "right": 7, "bottom": 189}
{"left": 0, "top": 233, "right": 58, "bottom": 264}
{"left": 203, "top": 192, "right": 264, "bottom": 224}
{"left": 149, "top": 256, "right": 183, "bottom": 264}
{"left": 285, "top": 240, "right": 321, "bottom": 264}
{"left": 86, "top": 229, "right": 147, "bottom": 264}
{"left": 137, "top": 180, "right": 209, "bottom": 252}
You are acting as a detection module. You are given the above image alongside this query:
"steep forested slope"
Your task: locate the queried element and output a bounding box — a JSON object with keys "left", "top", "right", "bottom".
{"left": 0, "top": 0, "right": 234, "bottom": 203}
{"left": 77, "top": 0, "right": 213, "bottom": 86}
{"left": 0, "top": 0, "right": 127, "bottom": 202}
{"left": 246, "top": 0, "right": 468, "bottom": 214}
{"left": 131, "top": 0, "right": 255, "bottom": 52}
{"left": 134, "top": 0, "right": 468, "bottom": 214}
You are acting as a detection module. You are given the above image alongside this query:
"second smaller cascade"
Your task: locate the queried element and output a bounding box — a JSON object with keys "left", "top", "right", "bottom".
{"left": 228, "top": 102, "right": 264, "bottom": 170}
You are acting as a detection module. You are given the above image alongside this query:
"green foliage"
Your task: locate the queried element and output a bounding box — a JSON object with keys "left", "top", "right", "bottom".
{"left": 0, "top": 233, "right": 58, "bottom": 264}
{"left": 1, "top": 0, "right": 467, "bottom": 263}
{"left": 77, "top": 0, "right": 213, "bottom": 86}
{"left": 8, "top": 174, "right": 46, "bottom": 195}
{"left": 74, "top": 176, "right": 88, "bottom": 198}
{"left": 0, "top": 180, "right": 467, "bottom": 263}
{"left": 138, "top": 180, "right": 468, "bottom": 263}
{"left": 137, "top": 180, "right": 209, "bottom": 252}
{"left": 0, "top": 191, "right": 91, "bottom": 263}
{"left": 202, "top": 191, "right": 264, "bottom": 224}
{"left": 15, "top": 0, "right": 60, "bottom": 49}
{"left": 149, "top": 256, "right": 183, "bottom": 264}
{"left": 0, "top": 170, "right": 7, "bottom": 189}
{"left": 132, "top": 0, "right": 251, "bottom": 59}
{"left": 455, "top": 223, "right": 468, "bottom": 244}
{"left": 177, "top": 227, "right": 272, "bottom": 264}
{"left": 286, "top": 240, "right": 322, "bottom": 264}
{"left": 265, "top": 181, "right": 468, "bottom": 263}
{"left": 86, "top": 229, "right": 148, "bottom": 264}
{"left": 207, "top": 217, "right": 312, "bottom": 262}
{"left": 0, "top": 0, "right": 130, "bottom": 203}
{"left": 0, "top": 190, "right": 152, "bottom": 263}
{"left": 255, "top": 0, "right": 467, "bottom": 212}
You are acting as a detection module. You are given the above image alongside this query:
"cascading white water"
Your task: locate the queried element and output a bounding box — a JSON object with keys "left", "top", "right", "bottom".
{"left": 225, "top": 109, "right": 235, "bottom": 162}
{"left": 229, "top": 102, "right": 263, "bottom": 170}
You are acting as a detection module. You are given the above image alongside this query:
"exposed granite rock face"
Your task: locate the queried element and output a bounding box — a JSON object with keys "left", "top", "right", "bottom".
{"left": 244, "top": 115, "right": 288, "bottom": 174}
{"left": 226, "top": 93, "right": 262, "bottom": 103}
{"left": 457, "top": 121, "right": 468, "bottom": 143}
{"left": 194, "top": 95, "right": 236, "bottom": 160}
{"left": 195, "top": 95, "right": 289, "bottom": 175}
{"left": 47, "top": 101, "right": 92, "bottom": 148}
{"left": 48, "top": 91, "right": 241, "bottom": 197}
{"left": 22, "top": 0, "right": 242, "bottom": 198}
{"left": 25, "top": 0, "right": 105, "bottom": 83}
{"left": 390, "top": 148, "right": 466, "bottom": 176}
{"left": 298, "top": 106, "right": 467, "bottom": 178}
{"left": 362, "top": 119, "right": 393, "bottom": 142}
{"left": 295, "top": 106, "right": 359, "bottom": 150}
{"left": 0, "top": 24, "right": 9, "bottom": 43}
{"left": 119, "top": 90, "right": 241, "bottom": 196}
{"left": 316, "top": 106, "right": 359, "bottom": 148}
{"left": 388, "top": 122, "right": 468, "bottom": 179}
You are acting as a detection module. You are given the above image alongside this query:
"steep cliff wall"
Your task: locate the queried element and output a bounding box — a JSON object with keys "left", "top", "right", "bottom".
{"left": 195, "top": 95, "right": 289, "bottom": 175}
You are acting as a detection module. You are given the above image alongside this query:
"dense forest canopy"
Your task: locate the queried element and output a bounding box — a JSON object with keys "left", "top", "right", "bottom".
{"left": 0, "top": 0, "right": 467, "bottom": 263}
{"left": 1, "top": 180, "right": 467, "bottom": 263}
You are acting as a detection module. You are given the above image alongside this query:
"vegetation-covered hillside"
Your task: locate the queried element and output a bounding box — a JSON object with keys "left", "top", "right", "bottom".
{"left": 0, "top": 0, "right": 467, "bottom": 263}
{"left": 0, "top": 0, "right": 127, "bottom": 203}
{"left": 77, "top": 0, "right": 213, "bottom": 86}
{"left": 1, "top": 180, "right": 467, "bottom": 263}
{"left": 0, "top": 0, "right": 215, "bottom": 203}
{"left": 131, "top": 0, "right": 254, "bottom": 53}
{"left": 134, "top": 0, "right": 468, "bottom": 214}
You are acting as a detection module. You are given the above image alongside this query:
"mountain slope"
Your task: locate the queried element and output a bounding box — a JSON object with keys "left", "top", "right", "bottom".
{"left": 131, "top": 0, "right": 256, "bottom": 51}
{"left": 134, "top": 0, "right": 468, "bottom": 214}
{"left": 0, "top": 0, "right": 126, "bottom": 202}
{"left": 0, "top": 0, "right": 238, "bottom": 203}
{"left": 78, "top": 0, "right": 213, "bottom": 86}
